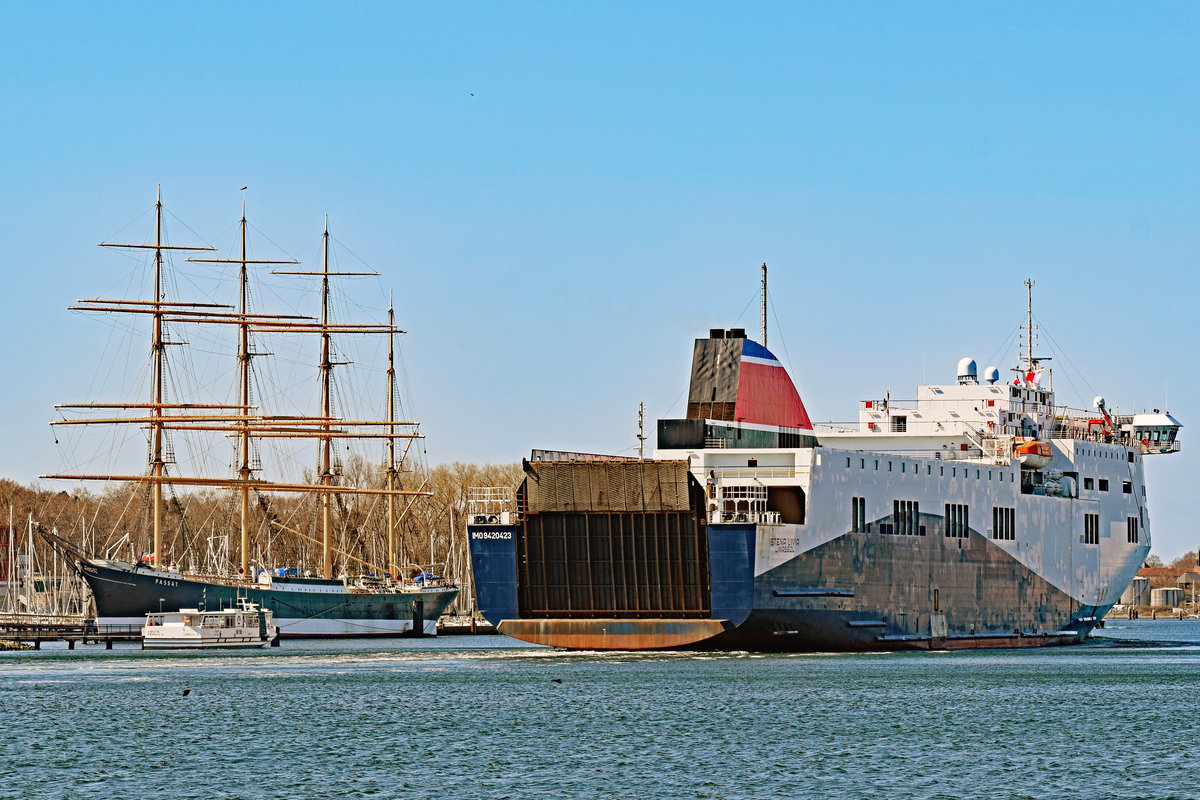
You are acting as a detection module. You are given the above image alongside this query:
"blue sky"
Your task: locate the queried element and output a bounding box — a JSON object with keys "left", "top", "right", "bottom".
{"left": 1, "top": 3, "right": 1196, "bottom": 558}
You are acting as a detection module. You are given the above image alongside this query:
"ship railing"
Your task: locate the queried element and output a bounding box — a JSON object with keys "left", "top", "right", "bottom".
{"left": 708, "top": 466, "right": 807, "bottom": 480}
{"left": 813, "top": 421, "right": 863, "bottom": 434}
{"left": 467, "top": 487, "right": 518, "bottom": 525}
{"left": 1136, "top": 440, "right": 1182, "bottom": 456}
{"left": 711, "top": 510, "right": 783, "bottom": 526}
{"left": 829, "top": 446, "right": 1009, "bottom": 464}
{"left": 1049, "top": 424, "right": 1115, "bottom": 443}
{"left": 861, "top": 400, "right": 918, "bottom": 411}
{"left": 953, "top": 422, "right": 1012, "bottom": 465}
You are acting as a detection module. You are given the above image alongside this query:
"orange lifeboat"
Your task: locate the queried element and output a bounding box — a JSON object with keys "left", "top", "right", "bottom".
{"left": 1014, "top": 438, "right": 1052, "bottom": 469}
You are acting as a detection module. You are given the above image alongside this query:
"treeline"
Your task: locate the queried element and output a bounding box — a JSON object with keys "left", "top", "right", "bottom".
{"left": 0, "top": 460, "right": 523, "bottom": 611}
{"left": 1144, "top": 552, "right": 1199, "bottom": 570}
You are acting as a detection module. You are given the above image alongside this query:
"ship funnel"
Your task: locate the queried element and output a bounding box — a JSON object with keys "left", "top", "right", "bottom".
{"left": 685, "top": 334, "right": 813, "bottom": 431}
{"left": 957, "top": 357, "right": 978, "bottom": 385}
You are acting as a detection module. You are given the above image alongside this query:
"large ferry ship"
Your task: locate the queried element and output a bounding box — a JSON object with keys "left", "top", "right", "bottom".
{"left": 467, "top": 278, "right": 1181, "bottom": 650}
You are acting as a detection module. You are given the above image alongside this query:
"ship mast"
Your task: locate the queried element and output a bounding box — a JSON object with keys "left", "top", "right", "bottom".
{"left": 48, "top": 194, "right": 435, "bottom": 580}
{"left": 187, "top": 189, "right": 298, "bottom": 580}
{"left": 386, "top": 297, "right": 398, "bottom": 580}
{"left": 101, "top": 187, "right": 214, "bottom": 567}
{"left": 1022, "top": 278, "right": 1036, "bottom": 372}
{"left": 150, "top": 191, "right": 166, "bottom": 569}
{"left": 320, "top": 218, "right": 335, "bottom": 580}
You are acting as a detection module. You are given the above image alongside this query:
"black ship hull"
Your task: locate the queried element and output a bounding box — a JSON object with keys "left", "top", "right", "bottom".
{"left": 80, "top": 560, "right": 458, "bottom": 638}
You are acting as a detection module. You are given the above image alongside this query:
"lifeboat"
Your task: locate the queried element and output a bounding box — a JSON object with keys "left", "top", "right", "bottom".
{"left": 1014, "top": 438, "right": 1052, "bottom": 469}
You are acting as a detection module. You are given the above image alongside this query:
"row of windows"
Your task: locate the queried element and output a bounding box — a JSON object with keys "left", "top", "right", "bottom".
{"left": 845, "top": 456, "right": 1014, "bottom": 483}
{"left": 843, "top": 456, "right": 1143, "bottom": 497}
{"left": 851, "top": 500, "right": 1134, "bottom": 545}
{"left": 992, "top": 507, "right": 1015, "bottom": 540}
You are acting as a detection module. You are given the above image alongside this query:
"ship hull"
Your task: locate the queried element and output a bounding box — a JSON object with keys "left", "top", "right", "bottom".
{"left": 79, "top": 560, "right": 458, "bottom": 638}
{"left": 476, "top": 522, "right": 1106, "bottom": 652}
{"left": 468, "top": 457, "right": 1138, "bottom": 652}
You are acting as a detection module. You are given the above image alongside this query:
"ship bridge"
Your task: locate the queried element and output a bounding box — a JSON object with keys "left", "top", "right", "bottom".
{"left": 1125, "top": 411, "right": 1183, "bottom": 456}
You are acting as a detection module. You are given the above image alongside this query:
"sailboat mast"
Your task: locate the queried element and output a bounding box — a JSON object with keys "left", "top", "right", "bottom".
{"left": 320, "top": 218, "right": 334, "bottom": 580}
{"left": 151, "top": 188, "right": 166, "bottom": 569}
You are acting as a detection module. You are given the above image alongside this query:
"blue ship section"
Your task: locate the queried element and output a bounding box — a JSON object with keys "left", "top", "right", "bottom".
{"left": 467, "top": 526, "right": 519, "bottom": 627}
{"left": 707, "top": 523, "right": 755, "bottom": 626}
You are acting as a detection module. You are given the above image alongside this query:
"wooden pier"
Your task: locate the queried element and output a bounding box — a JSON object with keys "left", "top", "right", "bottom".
{"left": 0, "top": 618, "right": 141, "bottom": 649}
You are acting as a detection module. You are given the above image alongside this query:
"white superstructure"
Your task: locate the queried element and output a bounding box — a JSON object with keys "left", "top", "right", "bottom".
{"left": 142, "top": 600, "right": 278, "bottom": 649}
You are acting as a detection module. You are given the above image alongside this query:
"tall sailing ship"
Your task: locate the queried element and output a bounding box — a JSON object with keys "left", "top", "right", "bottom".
{"left": 42, "top": 189, "right": 457, "bottom": 637}
{"left": 467, "top": 272, "right": 1181, "bottom": 650}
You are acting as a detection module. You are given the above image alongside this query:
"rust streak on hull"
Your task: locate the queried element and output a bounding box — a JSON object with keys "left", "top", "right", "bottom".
{"left": 498, "top": 618, "right": 730, "bottom": 650}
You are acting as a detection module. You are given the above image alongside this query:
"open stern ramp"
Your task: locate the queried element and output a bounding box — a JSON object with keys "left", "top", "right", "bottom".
{"left": 467, "top": 459, "right": 752, "bottom": 650}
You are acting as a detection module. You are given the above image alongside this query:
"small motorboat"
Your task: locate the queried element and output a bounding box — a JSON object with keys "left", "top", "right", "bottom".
{"left": 142, "top": 600, "right": 279, "bottom": 650}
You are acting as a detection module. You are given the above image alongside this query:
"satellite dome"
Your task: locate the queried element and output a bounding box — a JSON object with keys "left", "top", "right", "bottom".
{"left": 1093, "top": 396, "right": 1106, "bottom": 410}
{"left": 956, "top": 357, "right": 978, "bottom": 385}
{"left": 983, "top": 366, "right": 1000, "bottom": 384}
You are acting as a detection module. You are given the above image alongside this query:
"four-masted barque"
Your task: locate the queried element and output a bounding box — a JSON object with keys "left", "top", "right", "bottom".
{"left": 41, "top": 189, "right": 457, "bottom": 637}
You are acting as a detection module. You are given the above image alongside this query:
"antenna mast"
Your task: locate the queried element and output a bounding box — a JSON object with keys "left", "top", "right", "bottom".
{"left": 1022, "top": 278, "right": 1036, "bottom": 372}
{"left": 760, "top": 262, "right": 768, "bottom": 348}
{"left": 637, "top": 402, "right": 646, "bottom": 461}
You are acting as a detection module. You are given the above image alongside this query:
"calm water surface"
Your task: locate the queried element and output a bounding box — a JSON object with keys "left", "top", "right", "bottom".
{"left": 2, "top": 621, "right": 1199, "bottom": 800}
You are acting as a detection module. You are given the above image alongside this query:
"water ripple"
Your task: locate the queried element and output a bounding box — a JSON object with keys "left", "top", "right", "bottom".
{"left": 2, "top": 620, "right": 1199, "bottom": 799}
